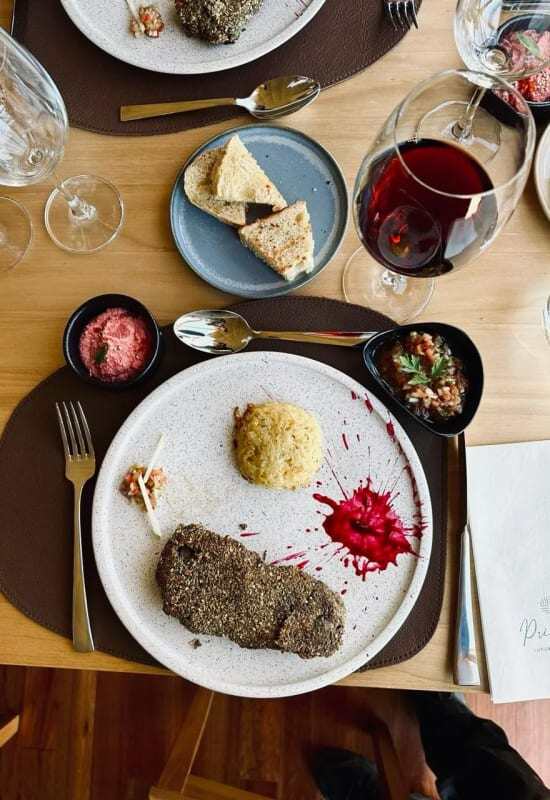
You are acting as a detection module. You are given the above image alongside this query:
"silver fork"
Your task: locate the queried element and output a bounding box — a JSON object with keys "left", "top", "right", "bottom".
{"left": 385, "top": 0, "right": 419, "bottom": 29}
{"left": 55, "top": 401, "right": 95, "bottom": 652}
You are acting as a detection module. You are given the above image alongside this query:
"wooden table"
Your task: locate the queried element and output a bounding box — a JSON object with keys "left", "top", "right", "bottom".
{"left": 1, "top": 0, "right": 548, "bottom": 693}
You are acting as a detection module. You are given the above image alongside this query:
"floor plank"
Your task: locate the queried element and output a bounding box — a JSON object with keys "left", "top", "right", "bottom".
{"left": 0, "top": 665, "right": 549, "bottom": 799}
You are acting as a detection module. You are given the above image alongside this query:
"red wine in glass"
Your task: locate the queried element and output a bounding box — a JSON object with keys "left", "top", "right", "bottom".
{"left": 357, "top": 139, "right": 497, "bottom": 278}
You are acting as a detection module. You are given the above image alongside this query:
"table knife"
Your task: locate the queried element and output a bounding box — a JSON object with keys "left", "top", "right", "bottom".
{"left": 10, "top": 0, "right": 16, "bottom": 35}
{"left": 454, "top": 435, "right": 481, "bottom": 686}
{"left": 502, "top": 1, "right": 550, "bottom": 9}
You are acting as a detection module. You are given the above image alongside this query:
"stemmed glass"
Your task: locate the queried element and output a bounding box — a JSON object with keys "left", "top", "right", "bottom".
{"left": 342, "top": 69, "right": 535, "bottom": 322}
{"left": 0, "top": 28, "right": 123, "bottom": 269}
{"left": 449, "top": 0, "right": 550, "bottom": 157}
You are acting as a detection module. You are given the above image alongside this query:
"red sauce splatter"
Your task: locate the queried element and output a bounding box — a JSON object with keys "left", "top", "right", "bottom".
{"left": 341, "top": 589, "right": 347, "bottom": 595}
{"left": 386, "top": 419, "right": 395, "bottom": 440}
{"left": 297, "top": 560, "right": 309, "bottom": 570}
{"left": 351, "top": 390, "right": 358, "bottom": 400}
{"left": 239, "top": 531, "right": 259, "bottom": 537}
{"left": 342, "top": 432, "right": 349, "bottom": 451}
{"left": 272, "top": 550, "right": 306, "bottom": 564}
{"left": 364, "top": 394, "right": 374, "bottom": 413}
{"left": 314, "top": 479, "right": 414, "bottom": 577}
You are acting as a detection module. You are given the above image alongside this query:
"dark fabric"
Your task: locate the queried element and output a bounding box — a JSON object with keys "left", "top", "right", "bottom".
{"left": 0, "top": 296, "right": 447, "bottom": 671}
{"left": 412, "top": 693, "right": 550, "bottom": 800}
{"left": 12, "top": 0, "right": 419, "bottom": 136}
{"left": 311, "top": 748, "right": 383, "bottom": 800}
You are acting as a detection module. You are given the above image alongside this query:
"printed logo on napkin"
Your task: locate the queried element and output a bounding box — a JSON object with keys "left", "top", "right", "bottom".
{"left": 468, "top": 440, "right": 550, "bottom": 704}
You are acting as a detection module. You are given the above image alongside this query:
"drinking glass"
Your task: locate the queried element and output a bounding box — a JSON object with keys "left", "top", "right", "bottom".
{"left": 343, "top": 69, "right": 535, "bottom": 322}
{"left": 0, "top": 28, "right": 123, "bottom": 256}
{"left": 449, "top": 0, "right": 550, "bottom": 156}
{"left": 0, "top": 196, "right": 31, "bottom": 272}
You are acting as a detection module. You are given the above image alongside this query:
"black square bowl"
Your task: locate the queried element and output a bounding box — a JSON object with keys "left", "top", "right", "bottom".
{"left": 363, "top": 322, "right": 484, "bottom": 437}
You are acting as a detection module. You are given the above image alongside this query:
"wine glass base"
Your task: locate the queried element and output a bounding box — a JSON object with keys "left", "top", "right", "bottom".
{"left": 342, "top": 248, "right": 434, "bottom": 324}
{"left": 417, "top": 100, "right": 501, "bottom": 163}
{"left": 44, "top": 175, "right": 124, "bottom": 254}
{"left": 0, "top": 197, "right": 32, "bottom": 274}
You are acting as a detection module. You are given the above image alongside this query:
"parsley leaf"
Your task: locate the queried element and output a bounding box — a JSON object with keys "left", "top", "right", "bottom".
{"left": 397, "top": 354, "right": 430, "bottom": 385}
{"left": 431, "top": 356, "right": 450, "bottom": 380}
{"left": 517, "top": 32, "right": 541, "bottom": 59}
{"left": 94, "top": 344, "right": 108, "bottom": 365}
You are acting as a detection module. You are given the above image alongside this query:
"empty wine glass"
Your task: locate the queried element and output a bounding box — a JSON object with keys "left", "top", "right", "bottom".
{"left": 0, "top": 196, "right": 31, "bottom": 273}
{"left": 0, "top": 28, "right": 123, "bottom": 256}
{"left": 343, "top": 69, "right": 535, "bottom": 322}
{"left": 449, "top": 0, "right": 550, "bottom": 157}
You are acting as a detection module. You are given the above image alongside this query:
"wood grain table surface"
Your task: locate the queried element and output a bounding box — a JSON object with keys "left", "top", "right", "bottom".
{"left": 1, "top": 0, "right": 548, "bottom": 692}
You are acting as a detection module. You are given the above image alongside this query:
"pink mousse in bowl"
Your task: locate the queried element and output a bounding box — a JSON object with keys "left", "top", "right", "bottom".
{"left": 78, "top": 307, "right": 153, "bottom": 383}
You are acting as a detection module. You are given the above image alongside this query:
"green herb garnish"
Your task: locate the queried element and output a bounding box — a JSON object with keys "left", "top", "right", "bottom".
{"left": 397, "top": 353, "right": 450, "bottom": 386}
{"left": 94, "top": 344, "right": 108, "bottom": 364}
{"left": 517, "top": 32, "right": 541, "bottom": 59}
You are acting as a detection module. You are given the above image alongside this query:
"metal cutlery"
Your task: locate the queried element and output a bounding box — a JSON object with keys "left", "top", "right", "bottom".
{"left": 503, "top": 1, "right": 550, "bottom": 10}
{"left": 454, "top": 434, "right": 481, "bottom": 686}
{"left": 385, "top": 0, "right": 419, "bottom": 29}
{"left": 120, "top": 75, "right": 320, "bottom": 122}
{"left": 55, "top": 401, "right": 95, "bottom": 653}
{"left": 173, "top": 309, "right": 377, "bottom": 354}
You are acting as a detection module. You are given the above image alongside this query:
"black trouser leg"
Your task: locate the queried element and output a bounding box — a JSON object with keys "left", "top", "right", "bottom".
{"left": 410, "top": 692, "right": 550, "bottom": 800}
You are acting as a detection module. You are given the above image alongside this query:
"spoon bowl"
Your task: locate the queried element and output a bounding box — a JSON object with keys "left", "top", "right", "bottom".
{"left": 174, "top": 310, "right": 252, "bottom": 354}
{"left": 240, "top": 76, "right": 321, "bottom": 118}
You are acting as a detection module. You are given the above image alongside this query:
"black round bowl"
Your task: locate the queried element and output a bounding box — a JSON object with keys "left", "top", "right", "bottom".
{"left": 363, "top": 323, "right": 484, "bottom": 438}
{"left": 63, "top": 294, "right": 163, "bottom": 390}
{"left": 497, "top": 14, "right": 550, "bottom": 124}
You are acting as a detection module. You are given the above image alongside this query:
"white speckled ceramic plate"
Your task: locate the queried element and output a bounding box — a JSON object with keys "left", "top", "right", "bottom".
{"left": 92, "top": 352, "right": 433, "bottom": 698}
{"left": 60, "top": 0, "right": 326, "bottom": 75}
{"left": 170, "top": 124, "right": 348, "bottom": 299}
{"left": 535, "top": 124, "right": 550, "bottom": 221}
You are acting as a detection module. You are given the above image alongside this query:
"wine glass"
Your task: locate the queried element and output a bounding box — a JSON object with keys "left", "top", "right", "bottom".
{"left": 0, "top": 28, "right": 123, "bottom": 256}
{"left": 342, "top": 69, "right": 536, "bottom": 322}
{"left": 0, "top": 196, "right": 32, "bottom": 273}
{"left": 449, "top": 0, "right": 550, "bottom": 156}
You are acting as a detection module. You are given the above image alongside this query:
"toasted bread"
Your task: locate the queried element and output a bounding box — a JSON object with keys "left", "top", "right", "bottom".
{"left": 211, "top": 136, "right": 287, "bottom": 210}
{"left": 184, "top": 148, "right": 246, "bottom": 227}
{"left": 239, "top": 201, "right": 314, "bottom": 282}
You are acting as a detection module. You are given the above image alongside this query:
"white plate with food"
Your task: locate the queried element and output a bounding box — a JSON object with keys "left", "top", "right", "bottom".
{"left": 92, "top": 352, "right": 433, "bottom": 698}
{"left": 535, "top": 124, "right": 550, "bottom": 221}
{"left": 60, "top": 0, "right": 326, "bottom": 75}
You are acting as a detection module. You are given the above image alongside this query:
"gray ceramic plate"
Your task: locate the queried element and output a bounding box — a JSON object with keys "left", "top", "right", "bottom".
{"left": 170, "top": 124, "right": 349, "bottom": 299}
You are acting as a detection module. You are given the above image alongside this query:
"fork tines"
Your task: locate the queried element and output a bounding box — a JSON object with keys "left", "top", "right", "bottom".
{"left": 55, "top": 401, "right": 95, "bottom": 460}
{"left": 386, "top": 0, "right": 419, "bottom": 30}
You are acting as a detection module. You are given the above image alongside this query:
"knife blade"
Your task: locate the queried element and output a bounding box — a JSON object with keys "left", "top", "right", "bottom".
{"left": 9, "top": 0, "right": 16, "bottom": 36}
{"left": 453, "top": 434, "right": 481, "bottom": 687}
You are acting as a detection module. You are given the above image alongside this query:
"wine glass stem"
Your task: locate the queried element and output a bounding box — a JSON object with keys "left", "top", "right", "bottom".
{"left": 381, "top": 269, "right": 408, "bottom": 295}
{"left": 52, "top": 172, "right": 96, "bottom": 223}
{"left": 451, "top": 86, "right": 487, "bottom": 142}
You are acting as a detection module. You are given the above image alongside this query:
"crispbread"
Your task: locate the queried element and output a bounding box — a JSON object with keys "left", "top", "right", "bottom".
{"left": 211, "top": 136, "right": 287, "bottom": 210}
{"left": 184, "top": 148, "right": 246, "bottom": 227}
{"left": 239, "top": 200, "right": 315, "bottom": 281}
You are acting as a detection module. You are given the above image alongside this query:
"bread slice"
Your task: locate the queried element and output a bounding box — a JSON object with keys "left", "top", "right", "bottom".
{"left": 239, "top": 201, "right": 315, "bottom": 282}
{"left": 184, "top": 148, "right": 246, "bottom": 227}
{"left": 211, "top": 136, "right": 287, "bottom": 211}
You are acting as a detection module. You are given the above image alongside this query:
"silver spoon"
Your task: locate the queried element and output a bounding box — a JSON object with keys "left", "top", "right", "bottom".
{"left": 173, "top": 309, "right": 376, "bottom": 355}
{"left": 120, "top": 76, "right": 321, "bottom": 122}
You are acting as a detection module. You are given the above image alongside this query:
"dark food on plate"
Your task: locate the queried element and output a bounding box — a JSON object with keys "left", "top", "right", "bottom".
{"left": 156, "top": 524, "right": 345, "bottom": 658}
{"left": 131, "top": 5, "right": 165, "bottom": 38}
{"left": 499, "top": 30, "right": 550, "bottom": 106}
{"left": 120, "top": 464, "right": 167, "bottom": 509}
{"left": 376, "top": 331, "right": 468, "bottom": 421}
{"left": 78, "top": 307, "right": 153, "bottom": 383}
{"left": 174, "top": 0, "right": 263, "bottom": 44}
{"left": 233, "top": 402, "right": 323, "bottom": 490}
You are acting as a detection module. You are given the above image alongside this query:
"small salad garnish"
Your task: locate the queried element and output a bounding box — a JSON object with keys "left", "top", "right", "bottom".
{"left": 120, "top": 434, "right": 166, "bottom": 537}
{"left": 376, "top": 332, "right": 468, "bottom": 422}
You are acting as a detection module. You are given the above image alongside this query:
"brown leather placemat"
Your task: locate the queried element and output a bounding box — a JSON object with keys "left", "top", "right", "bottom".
{"left": 0, "top": 297, "right": 447, "bottom": 673}
{"left": 12, "top": 0, "right": 418, "bottom": 136}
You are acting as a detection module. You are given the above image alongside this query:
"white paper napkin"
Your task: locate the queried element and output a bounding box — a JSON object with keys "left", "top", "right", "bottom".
{"left": 467, "top": 440, "right": 550, "bottom": 704}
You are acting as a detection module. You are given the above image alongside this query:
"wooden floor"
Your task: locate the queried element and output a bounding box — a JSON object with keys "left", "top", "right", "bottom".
{"left": 0, "top": 665, "right": 549, "bottom": 800}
